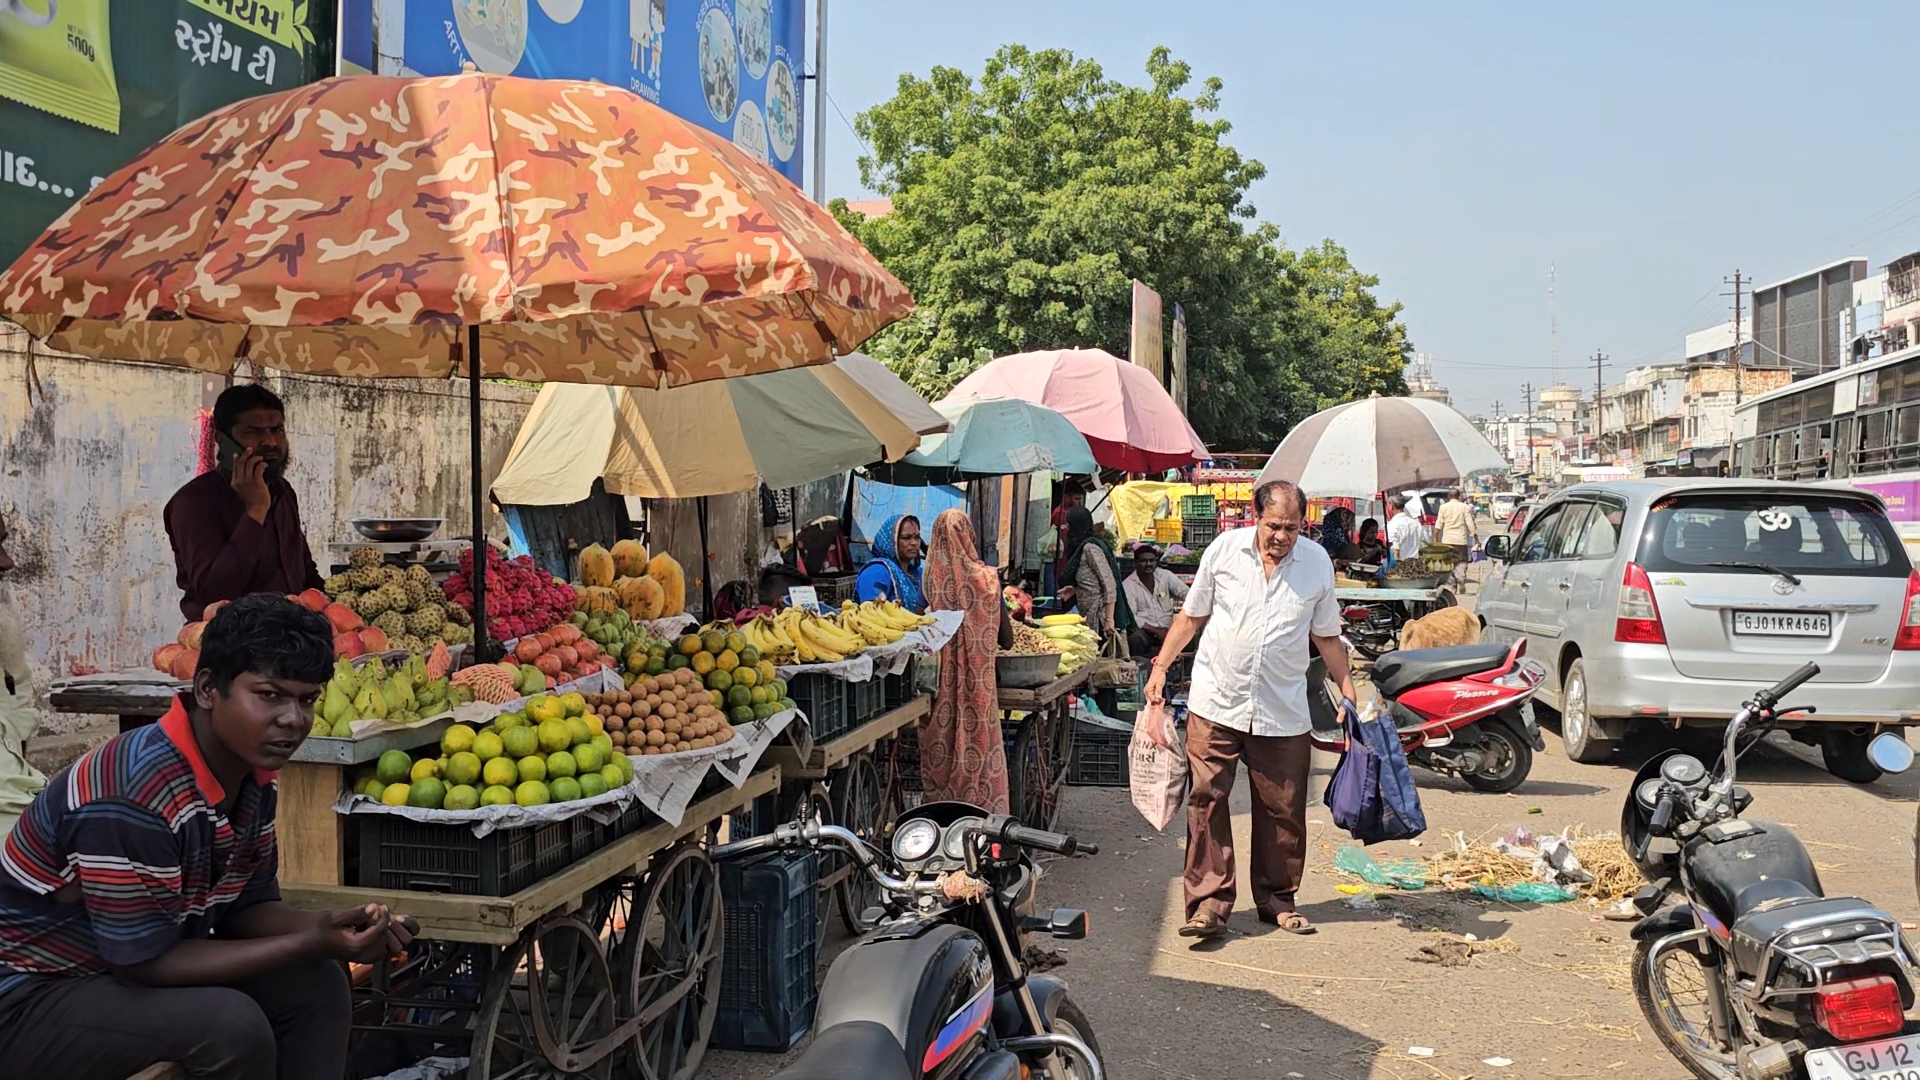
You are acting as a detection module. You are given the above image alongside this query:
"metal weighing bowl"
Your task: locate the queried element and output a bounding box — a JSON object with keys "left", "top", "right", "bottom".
{"left": 351, "top": 517, "right": 444, "bottom": 542}
{"left": 997, "top": 652, "right": 1061, "bottom": 689}
{"left": 1382, "top": 572, "right": 1442, "bottom": 591}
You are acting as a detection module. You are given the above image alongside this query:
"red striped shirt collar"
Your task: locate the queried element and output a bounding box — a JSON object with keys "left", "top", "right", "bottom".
{"left": 159, "top": 694, "right": 278, "bottom": 805}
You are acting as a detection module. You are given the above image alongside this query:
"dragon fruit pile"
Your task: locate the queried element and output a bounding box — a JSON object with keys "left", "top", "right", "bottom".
{"left": 444, "top": 548, "right": 576, "bottom": 642}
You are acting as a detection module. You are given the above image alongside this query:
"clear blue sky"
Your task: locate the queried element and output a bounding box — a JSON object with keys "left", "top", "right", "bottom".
{"left": 818, "top": 1, "right": 1920, "bottom": 415}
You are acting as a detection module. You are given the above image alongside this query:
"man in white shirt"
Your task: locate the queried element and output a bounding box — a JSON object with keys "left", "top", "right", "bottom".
{"left": 1145, "top": 480, "right": 1356, "bottom": 939}
{"left": 1122, "top": 544, "right": 1188, "bottom": 658}
{"left": 1386, "top": 493, "right": 1427, "bottom": 560}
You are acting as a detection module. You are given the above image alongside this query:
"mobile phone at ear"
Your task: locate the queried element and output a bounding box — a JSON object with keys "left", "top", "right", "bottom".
{"left": 216, "top": 432, "right": 244, "bottom": 472}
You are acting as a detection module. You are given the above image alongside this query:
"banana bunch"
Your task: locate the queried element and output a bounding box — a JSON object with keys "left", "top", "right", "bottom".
{"left": 742, "top": 615, "right": 797, "bottom": 662}
{"left": 773, "top": 606, "right": 867, "bottom": 663}
{"left": 837, "top": 599, "right": 932, "bottom": 646}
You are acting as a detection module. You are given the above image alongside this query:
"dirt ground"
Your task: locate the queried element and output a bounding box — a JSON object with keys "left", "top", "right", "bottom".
{"left": 703, "top": 550, "right": 1920, "bottom": 1080}
{"left": 706, "top": 724, "right": 1916, "bottom": 1080}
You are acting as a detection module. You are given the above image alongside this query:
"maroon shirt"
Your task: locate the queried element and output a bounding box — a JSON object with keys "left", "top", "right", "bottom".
{"left": 163, "top": 471, "right": 323, "bottom": 621}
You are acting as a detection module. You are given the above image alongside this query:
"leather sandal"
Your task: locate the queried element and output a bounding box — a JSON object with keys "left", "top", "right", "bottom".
{"left": 1258, "top": 909, "right": 1316, "bottom": 935}
{"left": 1178, "top": 910, "right": 1227, "bottom": 938}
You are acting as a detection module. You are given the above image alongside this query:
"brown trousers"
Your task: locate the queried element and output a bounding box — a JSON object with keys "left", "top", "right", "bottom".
{"left": 1183, "top": 713, "right": 1312, "bottom": 920}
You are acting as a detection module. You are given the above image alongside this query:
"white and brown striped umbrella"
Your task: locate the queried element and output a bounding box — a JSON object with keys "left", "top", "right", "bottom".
{"left": 1256, "top": 395, "right": 1508, "bottom": 498}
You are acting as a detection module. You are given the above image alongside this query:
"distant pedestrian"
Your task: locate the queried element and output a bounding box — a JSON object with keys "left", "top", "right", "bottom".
{"left": 1386, "top": 493, "right": 1427, "bottom": 560}
{"left": 1145, "top": 480, "right": 1357, "bottom": 938}
{"left": 1434, "top": 488, "right": 1477, "bottom": 582}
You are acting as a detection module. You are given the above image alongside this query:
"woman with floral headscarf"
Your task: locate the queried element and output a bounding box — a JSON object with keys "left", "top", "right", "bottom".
{"left": 855, "top": 514, "right": 926, "bottom": 613}
{"left": 921, "top": 509, "right": 1013, "bottom": 811}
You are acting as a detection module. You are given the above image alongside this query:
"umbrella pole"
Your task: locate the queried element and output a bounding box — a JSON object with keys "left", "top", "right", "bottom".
{"left": 697, "top": 496, "right": 714, "bottom": 618}
{"left": 468, "top": 324, "right": 492, "bottom": 661}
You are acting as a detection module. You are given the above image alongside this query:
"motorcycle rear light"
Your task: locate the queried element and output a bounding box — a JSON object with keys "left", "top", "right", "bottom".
{"left": 1343, "top": 606, "right": 1371, "bottom": 620}
{"left": 1814, "top": 975, "right": 1905, "bottom": 1041}
{"left": 1615, "top": 562, "right": 1667, "bottom": 644}
{"left": 1895, "top": 571, "right": 1920, "bottom": 650}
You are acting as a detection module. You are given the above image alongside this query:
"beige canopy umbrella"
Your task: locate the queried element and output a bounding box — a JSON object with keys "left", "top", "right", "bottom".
{"left": 493, "top": 358, "right": 929, "bottom": 504}
{"left": 836, "top": 353, "right": 950, "bottom": 436}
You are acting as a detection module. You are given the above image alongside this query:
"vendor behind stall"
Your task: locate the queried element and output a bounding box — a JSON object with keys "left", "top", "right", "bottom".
{"left": 164, "top": 385, "right": 324, "bottom": 622}
{"left": 0, "top": 511, "right": 41, "bottom": 839}
{"left": 1122, "top": 543, "right": 1187, "bottom": 659}
{"left": 855, "top": 514, "right": 926, "bottom": 612}
{"left": 0, "top": 594, "right": 415, "bottom": 1080}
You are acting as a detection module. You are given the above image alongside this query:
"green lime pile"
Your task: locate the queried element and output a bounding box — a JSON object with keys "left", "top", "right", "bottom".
{"left": 353, "top": 690, "right": 634, "bottom": 810}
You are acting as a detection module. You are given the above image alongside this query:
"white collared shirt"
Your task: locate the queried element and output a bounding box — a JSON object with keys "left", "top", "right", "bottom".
{"left": 1122, "top": 567, "right": 1189, "bottom": 630}
{"left": 1387, "top": 511, "right": 1427, "bottom": 558}
{"left": 1181, "top": 527, "right": 1340, "bottom": 737}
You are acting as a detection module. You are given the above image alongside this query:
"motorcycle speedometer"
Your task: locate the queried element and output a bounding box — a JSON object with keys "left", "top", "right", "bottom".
{"left": 946, "top": 817, "right": 985, "bottom": 859}
{"left": 893, "top": 818, "right": 940, "bottom": 863}
{"left": 1660, "top": 755, "right": 1707, "bottom": 786}
{"left": 1635, "top": 777, "right": 1665, "bottom": 810}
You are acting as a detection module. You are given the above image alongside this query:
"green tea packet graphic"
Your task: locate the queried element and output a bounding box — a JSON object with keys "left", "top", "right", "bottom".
{"left": 0, "top": 0, "right": 120, "bottom": 133}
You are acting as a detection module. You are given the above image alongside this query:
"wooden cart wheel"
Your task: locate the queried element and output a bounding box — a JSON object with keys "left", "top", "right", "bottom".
{"left": 617, "top": 843, "right": 723, "bottom": 1080}
{"left": 1008, "top": 712, "right": 1065, "bottom": 830}
{"left": 832, "top": 751, "right": 886, "bottom": 934}
{"left": 469, "top": 917, "right": 619, "bottom": 1079}
{"left": 777, "top": 782, "right": 836, "bottom": 944}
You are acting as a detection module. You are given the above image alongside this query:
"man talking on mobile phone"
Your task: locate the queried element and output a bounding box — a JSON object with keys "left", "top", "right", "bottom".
{"left": 164, "top": 385, "right": 324, "bottom": 623}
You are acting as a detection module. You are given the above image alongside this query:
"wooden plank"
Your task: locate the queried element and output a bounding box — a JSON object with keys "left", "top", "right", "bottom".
{"left": 281, "top": 767, "right": 782, "bottom": 943}
{"left": 279, "top": 762, "right": 348, "bottom": 887}
{"left": 996, "top": 664, "right": 1091, "bottom": 711}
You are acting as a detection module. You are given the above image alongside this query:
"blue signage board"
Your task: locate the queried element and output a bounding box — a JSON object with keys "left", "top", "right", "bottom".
{"left": 360, "top": 0, "right": 805, "bottom": 185}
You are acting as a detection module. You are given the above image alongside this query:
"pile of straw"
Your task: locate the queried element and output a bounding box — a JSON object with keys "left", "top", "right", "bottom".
{"left": 1422, "top": 827, "right": 1643, "bottom": 903}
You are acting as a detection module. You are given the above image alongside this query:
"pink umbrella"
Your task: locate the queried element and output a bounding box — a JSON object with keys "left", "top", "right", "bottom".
{"left": 943, "top": 348, "right": 1208, "bottom": 472}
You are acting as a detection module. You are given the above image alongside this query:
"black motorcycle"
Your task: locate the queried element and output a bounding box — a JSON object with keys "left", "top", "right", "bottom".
{"left": 1622, "top": 662, "right": 1918, "bottom": 1080}
{"left": 713, "top": 803, "right": 1105, "bottom": 1080}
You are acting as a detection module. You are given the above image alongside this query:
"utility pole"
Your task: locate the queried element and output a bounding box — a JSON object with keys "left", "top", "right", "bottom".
{"left": 1521, "top": 382, "right": 1536, "bottom": 477}
{"left": 1724, "top": 269, "right": 1745, "bottom": 404}
{"left": 1548, "top": 263, "right": 1559, "bottom": 388}
{"left": 1591, "top": 350, "right": 1608, "bottom": 460}
{"left": 1490, "top": 399, "right": 1506, "bottom": 468}
{"left": 810, "top": 0, "right": 829, "bottom": 204}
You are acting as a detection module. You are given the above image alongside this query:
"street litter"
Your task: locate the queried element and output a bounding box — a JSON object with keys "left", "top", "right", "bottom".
{"left": 1424, "top": 826, "right": 1642, "bottom": 902}
{"left": 1408, "top": 1046, "right": 1435, "bottom": 1057}
{"left": 1333, "top": 844, "right": 1428, "bottom": 889}
{"left": 1484, "top": 1056, "right": 1514, "bottom": 1067}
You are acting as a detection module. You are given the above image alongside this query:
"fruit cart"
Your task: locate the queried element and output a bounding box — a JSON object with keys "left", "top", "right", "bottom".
{"left": 996, "top": 662, "right": 1093, "bottom": 831}
{"left": 46, "top": 673, "right": 178, "bottom": 733}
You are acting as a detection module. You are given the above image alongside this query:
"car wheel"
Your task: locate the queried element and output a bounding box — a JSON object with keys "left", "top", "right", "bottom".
{"left": 1821, "top": 730, "right": 1884, "bottom": 785}
{"left": 1558, "top": 658, "right": 1613, "bottom": 764}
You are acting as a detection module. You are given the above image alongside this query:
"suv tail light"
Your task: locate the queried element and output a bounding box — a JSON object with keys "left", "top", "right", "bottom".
{"left": 1615, "top": 562, "right": 1667, "bottom": 644}
{"left": 1896, "top": 571, "right": 1920, "bottom": 650}
{"left": 1814, "top": 975, "right": 1905, "bottom": 1041}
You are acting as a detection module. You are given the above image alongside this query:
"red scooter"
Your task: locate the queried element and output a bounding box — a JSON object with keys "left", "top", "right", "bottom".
{"left": 1308, "top": 640, "right": 1546, "bottom": 792}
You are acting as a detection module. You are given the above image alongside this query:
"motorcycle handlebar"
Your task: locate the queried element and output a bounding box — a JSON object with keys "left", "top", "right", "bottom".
{"left": 1647, "top": 787, "right": 1678, "bottom": 836}
{"left": 1753, "top": 662, "right": 1819, "bottom": 712}
{"left": 989, "top": 817, "right": 1098, "bottom": 857}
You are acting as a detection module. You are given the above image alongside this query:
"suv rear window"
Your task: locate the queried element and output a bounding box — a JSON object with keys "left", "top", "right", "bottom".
{"left": 1637, "top": 492, "right": 1909, "bottom": 577}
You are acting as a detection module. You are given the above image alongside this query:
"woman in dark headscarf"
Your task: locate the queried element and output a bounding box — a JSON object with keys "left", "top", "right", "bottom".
{"left": 1060, "top": 506, "right": 1134, "bottom": 650}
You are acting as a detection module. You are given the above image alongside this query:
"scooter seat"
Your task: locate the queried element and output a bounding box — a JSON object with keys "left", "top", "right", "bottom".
{"left": 768, "top": 1021, "right": 911, "bottom": 1080}
{"left": 1371, "top": 643, "right": 1510, "bottom": 698}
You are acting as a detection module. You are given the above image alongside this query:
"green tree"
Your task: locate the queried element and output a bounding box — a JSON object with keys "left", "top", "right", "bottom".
{"left": 837, "top": 45, "right": 1409, "bottom": 449}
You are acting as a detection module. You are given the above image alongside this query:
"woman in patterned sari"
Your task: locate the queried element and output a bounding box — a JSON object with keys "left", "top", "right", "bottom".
{"left": 920, "top": 509, "right": 1014, "bottom": 811}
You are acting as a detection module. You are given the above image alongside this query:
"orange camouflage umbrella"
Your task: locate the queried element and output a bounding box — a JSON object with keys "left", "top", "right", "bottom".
{"left": 0, "top": 73, "right": 913, "bottom": 638}
{"left": 0, "top": 73, "right": 911, "bottom": 387}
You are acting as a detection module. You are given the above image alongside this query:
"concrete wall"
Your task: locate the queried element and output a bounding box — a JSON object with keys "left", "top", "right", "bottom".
{"left": 0, "top": 324, "right": 537, "bottom": 739}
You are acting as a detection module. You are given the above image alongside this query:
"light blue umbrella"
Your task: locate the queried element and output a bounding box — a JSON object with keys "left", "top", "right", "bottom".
{"left": 865, "top": 397, "right": 1098, "bottom": 486}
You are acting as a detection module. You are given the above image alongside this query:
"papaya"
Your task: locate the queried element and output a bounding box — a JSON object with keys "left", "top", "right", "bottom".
{"left": 646, "top": 553, "right": 686, "bottom": 617}
{"left": 574, "top": 585, "right": 619, "bottom": 614}
{"left": 616, "top": 575, "right": 665, "bottom": 621}
{"left": 577, "top": 543, "right": 616, "bottom": 588}
{"left": 611, "top": 538, "right": 649, "bottom": 579}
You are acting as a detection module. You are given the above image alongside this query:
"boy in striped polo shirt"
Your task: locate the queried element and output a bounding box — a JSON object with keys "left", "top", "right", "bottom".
{"left": 0, "top": 593, "right": 415, "bottom": 1080}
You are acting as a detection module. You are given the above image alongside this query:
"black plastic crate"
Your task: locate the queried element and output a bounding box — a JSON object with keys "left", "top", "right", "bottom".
{"left": 714, "top": 848, "right": 819, "bottom": 1051}
{"left": 790, "top": 672, "right": 850, "bottom": 743}
{"left": 356, "top": 815, "right": 575, "bottom": 896}
{"left": 1067, "top": 719, "right": 1132, "bottom": 787}
{"left": 599, "top": 799, "right": 659, "bottom": 847}
{"left": 813, "top": 574, "right": 859, "bottom": 606}
{"left": 850, "top": 674, "right": 886, "bottom": 726}
{"left": 883, "top": 657, "right": 920, "bottom": 709}
{"left": 1182, "top": 519, "right": 1219, "bottom": 548}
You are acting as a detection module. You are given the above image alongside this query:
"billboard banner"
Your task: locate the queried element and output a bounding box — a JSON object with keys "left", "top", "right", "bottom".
{"left": 0, "top": 0, "right": 329, "bottom": 265}
{"left": 368, "top": 0, "right": 806, "bottom": 187}
{"left": 1130, "top": 279, "right": 1163, "bottom": 383}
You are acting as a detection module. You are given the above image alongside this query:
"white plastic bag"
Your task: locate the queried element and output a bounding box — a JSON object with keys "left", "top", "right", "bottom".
{"left": 1128, "top": 702, "right": 1187, "bottom": 831}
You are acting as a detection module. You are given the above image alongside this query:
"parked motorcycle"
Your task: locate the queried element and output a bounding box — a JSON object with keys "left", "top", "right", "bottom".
{"left": 1623, "top": 662, "right": 1918, "bottom": 1080}
{"left": 714, "top": 804, "right": 1105, "bottom": 1080}
{"left": 1309, "top": 640, "right": 1546, "bottom": 792}
{"left": 1341, "top": 597, "right": 1412, "bottom": 660}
